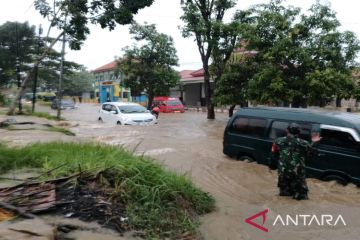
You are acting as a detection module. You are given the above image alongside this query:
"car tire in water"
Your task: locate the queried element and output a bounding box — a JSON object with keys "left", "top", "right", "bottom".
{"left": 238, "top": 155, "right": 255, "bottom": 163}
{"left": 322, "top": 174, "right": 348, "bottom": 186}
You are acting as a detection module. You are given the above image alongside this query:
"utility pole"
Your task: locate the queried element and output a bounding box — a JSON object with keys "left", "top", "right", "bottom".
{"left": 15, "top": 22, "right": 22, "bottom": 113}
{"left": 120, "top": 72, "right": 124, "bottom": 100}
{"left": 57, "top": 30, "right": 66, "bottom": 120}
{"left": 32, "top": 24, "right": 43, "bottom": 113}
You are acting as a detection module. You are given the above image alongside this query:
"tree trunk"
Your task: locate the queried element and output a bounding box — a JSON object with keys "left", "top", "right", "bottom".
{"left": 336, "top": 96, "right": 342, "bottom": 108}
{"left": 147, "top": 93, "right": 154, "bottom": 110}
{"left": 291, "top": 97, "right": 301, "bottom": 108}
{"left": 229, "top": 105, "right": 236, "bottom": 117}
{"left": 240, "top": 101, "right": 248, "bottom": 107}
{"left": 301, "top": 99, "right": 308, "bottom": 108}
{"left": 203, "top": 67, "right": 215, "bottom": 119}
{"left": 7, "top": 31, "right": 65, "bottom": 115}
{"left": 319, "top": 99, "right": 326, "bottom": 108}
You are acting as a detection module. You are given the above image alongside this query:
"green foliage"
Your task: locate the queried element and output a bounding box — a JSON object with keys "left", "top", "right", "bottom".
{"left": 230, "top": 0, "right": 360, "bottom": 107}
{"left": 119, "top": 22, "right": 180, "bottom": 108}
{"left": 215, "top": 59, "right": 256, "bottom": 106}
{"left": 37, "top": 45, "right": 82, "bottom": 90}
{"left": 34, "top": 0, "right": 154, "bottom": 50}
{"left": 306, "top": 68, "right": 354, "bottom": 105}
{"left": 210, "top": 20, "right": 241, "bottom": 81}
{"left": 0, "top": 142, "right": 215, "bottom": 238}
{"left": 0, "top": 22, "right": 36, "bottom": 87}
{"left": 0, "top": 21, "right": 82, "bottom": 90}
{"left": 213, "top": 9, "right": 258, "bottom": 107}
{"left": 63, "top": 69, "right": 95, "bottom": 96}
{"left": 24, "top": 111, "right": 60, "bottom": 121}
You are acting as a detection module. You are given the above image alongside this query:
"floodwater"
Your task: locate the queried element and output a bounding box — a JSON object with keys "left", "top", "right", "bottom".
{"left": 2, "top": 104, "right": 360, "bottom": 239}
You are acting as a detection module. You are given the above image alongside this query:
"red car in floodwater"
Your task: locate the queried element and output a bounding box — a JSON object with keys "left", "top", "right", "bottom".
{"left": 153, "top": 97, "right": 185, "bottom": 113}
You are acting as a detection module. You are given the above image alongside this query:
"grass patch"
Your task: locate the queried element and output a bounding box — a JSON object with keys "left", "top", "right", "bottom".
{"left": 0, "top": 142, "right": 215, "bottom": 238}
{"left": 23, "top": 111, "right": 59, "bottom": 121}
{"left": 3, "top": 125, "right": 36, "bottom": 131}
{"left": 24, "top": 112, "right": 58, "bottom": 121}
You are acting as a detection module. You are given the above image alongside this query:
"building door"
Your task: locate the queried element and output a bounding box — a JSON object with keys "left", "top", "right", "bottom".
{"left": 100, "top": 85, "right": 114, "bottom": 103}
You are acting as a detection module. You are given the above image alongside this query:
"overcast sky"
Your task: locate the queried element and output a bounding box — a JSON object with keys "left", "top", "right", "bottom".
{"left": 0, "top": 0, "right": 359, "bottom": 71}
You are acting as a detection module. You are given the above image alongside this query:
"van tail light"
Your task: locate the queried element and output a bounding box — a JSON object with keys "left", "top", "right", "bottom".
{"left": 271, "top": 143, "right": 279, "bottom": 153}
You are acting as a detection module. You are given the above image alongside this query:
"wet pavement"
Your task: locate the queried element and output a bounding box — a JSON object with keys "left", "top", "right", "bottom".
{"left": 1, "top": 103, "right": 360, "bottom": 240}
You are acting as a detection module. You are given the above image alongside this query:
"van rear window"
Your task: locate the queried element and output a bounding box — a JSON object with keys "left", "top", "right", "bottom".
{"left": 230, "top": 117, "right": 266, "bottom": 137}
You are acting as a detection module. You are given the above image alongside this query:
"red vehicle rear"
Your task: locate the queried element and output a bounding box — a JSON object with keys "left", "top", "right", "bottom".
{"left": 153, "top": 97, "right": 185, "bottom": 113}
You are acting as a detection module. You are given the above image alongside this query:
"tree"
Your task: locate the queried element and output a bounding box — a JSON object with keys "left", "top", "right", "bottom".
{"left": 210, "top": 20, "right": 241, "bottom": 116}
{"left": 243, "top": 0, "right": 360, "bottom": 107}
{"left": 212, "top": 10, "right": 256, "bottom": 116}
{"left": 243, "top": 0, "right": 305, "bottom": 106}
{"left": 181, "top": 0, "right": 236, "bottom": 119}
{"left": 37, "top": 43, "right": 82, "bottom": 90}
{"left": 118, "top": 22, "right": 180, "bottom": 109}
{"left": 352, "top": 69, "right": 360, "bottom": 104}
{"left": 0, "top": 21, "right": 81, "bottom": 91}
{"left": 34, "top": 0, "right": 155, "bottom": 50}
{"left": 215, "top": 58, "right": 256, "bottom": 117}
{"left": 8, "top": 0, "right": 155, "bottom": 115}
{"left": 63, "top": 69, "right": 94, "bottom": 96}
{"left": 303, "top": 4, "right": 360, "bottom": 107}
{"left": 0, "top": 22, "right": 36, "bottom": 87}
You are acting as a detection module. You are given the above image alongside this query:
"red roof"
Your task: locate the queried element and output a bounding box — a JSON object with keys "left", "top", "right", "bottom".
{"left": 190, "top": 68, "right": 204, "bottom": 77}
{"left": 179, "top": 69, "right": 204, "bottom": 83}
{"left": 179, "top": 70, "right": 196, "bottom": 79}
{"left": 93, "top": 60, "right": 117, "bottom": 73}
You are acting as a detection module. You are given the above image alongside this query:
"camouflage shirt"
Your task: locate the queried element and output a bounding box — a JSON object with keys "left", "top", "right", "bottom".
{"left": 270, "top": 135, "right": 315, "bottom": 175}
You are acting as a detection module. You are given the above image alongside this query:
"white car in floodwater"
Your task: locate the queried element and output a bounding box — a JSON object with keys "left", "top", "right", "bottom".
{"left": 98, "top": 102, "right": 157, "bottom": 125}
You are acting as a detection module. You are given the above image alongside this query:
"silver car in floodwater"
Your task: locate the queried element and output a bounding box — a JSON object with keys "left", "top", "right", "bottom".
{"left": 98, "top": 102, "right": 157, "bottom": 125}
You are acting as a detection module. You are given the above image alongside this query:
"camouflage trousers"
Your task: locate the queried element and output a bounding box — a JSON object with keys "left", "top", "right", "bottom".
{"left": 278, "top": 171, "right": 308, "bottom": 200}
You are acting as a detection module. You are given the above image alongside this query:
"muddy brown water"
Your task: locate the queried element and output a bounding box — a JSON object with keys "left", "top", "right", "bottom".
{"left": 1, "top": 104, "right": 360, "bottom": 239}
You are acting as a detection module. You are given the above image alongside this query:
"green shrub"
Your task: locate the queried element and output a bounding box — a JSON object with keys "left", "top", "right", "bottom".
{"left": 0, "top": 142, "right": 215, "bottom": 238}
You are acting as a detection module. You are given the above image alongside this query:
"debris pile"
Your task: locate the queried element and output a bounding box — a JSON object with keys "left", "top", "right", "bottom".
{"left": 55, "top": 171, "right": 128, "bottom": 232}
{"left": 0, "top": 167, "right": 129, "bottom": 235}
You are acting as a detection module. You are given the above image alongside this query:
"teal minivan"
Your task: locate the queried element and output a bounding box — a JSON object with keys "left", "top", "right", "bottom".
{"left": 223, "top": 107, "right": 360, "bottom": 186}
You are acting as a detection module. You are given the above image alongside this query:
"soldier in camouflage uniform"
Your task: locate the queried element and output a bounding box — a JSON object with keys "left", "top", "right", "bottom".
{"left": 269, "top": 123, "right": 321, "bottom": 200}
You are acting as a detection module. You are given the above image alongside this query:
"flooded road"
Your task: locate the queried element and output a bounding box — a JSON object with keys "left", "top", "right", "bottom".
{"left": 2, "top": 103, "right": 360, "bottom": 239}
